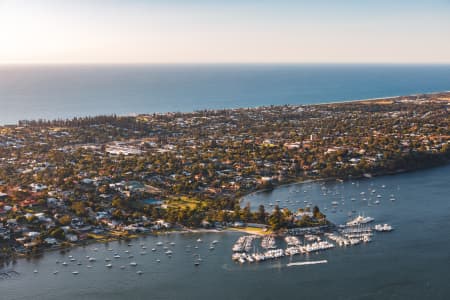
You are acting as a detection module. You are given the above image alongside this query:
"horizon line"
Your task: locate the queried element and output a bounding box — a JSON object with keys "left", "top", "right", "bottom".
{"left": 1, "top": 61, "right": 450, "bottom": 66}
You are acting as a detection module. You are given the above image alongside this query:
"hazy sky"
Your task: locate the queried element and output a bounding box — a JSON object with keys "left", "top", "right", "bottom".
{"left": 1, "top": 0, "right": 450, "bottom": 64}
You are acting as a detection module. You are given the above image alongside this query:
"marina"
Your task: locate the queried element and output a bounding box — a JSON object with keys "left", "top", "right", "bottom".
{"left": 1, "top": 165, "right": 449, "bottom": 300}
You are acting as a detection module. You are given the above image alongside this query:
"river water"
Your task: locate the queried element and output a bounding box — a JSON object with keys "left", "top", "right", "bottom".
{"left": 1, "top": 165, "right": 450, "bottom": 300}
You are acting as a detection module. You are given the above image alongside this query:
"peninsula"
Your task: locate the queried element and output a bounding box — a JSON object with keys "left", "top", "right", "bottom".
{"left": 0, "top": 92, "right": 449, "bottom": 263}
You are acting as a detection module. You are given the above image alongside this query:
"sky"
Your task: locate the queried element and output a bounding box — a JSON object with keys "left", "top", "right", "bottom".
{"left": 0, "top": 0, "right": 450, "bottom": 64}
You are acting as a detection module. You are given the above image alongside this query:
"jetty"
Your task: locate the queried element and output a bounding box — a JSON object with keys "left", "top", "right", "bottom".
{"left": 287, "top": 260, "right": 328, "bottom": 267}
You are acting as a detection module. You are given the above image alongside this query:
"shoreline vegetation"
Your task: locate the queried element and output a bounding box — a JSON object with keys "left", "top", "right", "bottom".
{"left": 1, "top": 91, "right": 449, "bottom": 265}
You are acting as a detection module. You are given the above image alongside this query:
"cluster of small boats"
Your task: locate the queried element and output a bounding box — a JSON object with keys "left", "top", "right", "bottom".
{"left": 33, "top": 237, "right": 217, "bottom": 276}
{"left": 232, "top": 235, "right": 258, "bottom": 252}
{"left": 232, "top": 249, "right": 285, "bottom": 263}
{"left": 232, "top": 213, "right": 394, "bottom": 265}
{"left": 261, "top": 236, "right": 276, "bottom": 249}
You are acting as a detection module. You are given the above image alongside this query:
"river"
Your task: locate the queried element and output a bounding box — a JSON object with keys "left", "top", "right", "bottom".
{"left": 1, "top": 165, "right": 449, "bottom": 299}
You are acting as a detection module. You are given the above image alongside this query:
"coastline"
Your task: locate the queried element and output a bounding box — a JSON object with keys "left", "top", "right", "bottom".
{"left": 1, "top": 90, "right": 449, "bottom": 268}
{"left": 6, "top": 163, "right": 447, "bottom": 267}
{"left": 239, "top": 161, "right": 450, "bottom": 206}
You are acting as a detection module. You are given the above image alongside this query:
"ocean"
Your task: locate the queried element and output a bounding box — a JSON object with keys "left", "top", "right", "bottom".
{"left": 0, "top": 64, "right": 450, "bottom": 124}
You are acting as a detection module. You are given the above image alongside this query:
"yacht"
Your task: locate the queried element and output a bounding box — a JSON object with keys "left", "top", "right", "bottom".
{"left": 72, "top": 271, "right": 79, "bottom": 275}
{"left": 129, "top": 262, "right": 138, "bottom": 266}
{"left": 346, "top": 215, "right": 374, "bottom": 226}
{"left": 105, "top": 264, "right": 113, "bottom": 268}
{"left": 374, "top": 224, "right": 393, "bottom": 232}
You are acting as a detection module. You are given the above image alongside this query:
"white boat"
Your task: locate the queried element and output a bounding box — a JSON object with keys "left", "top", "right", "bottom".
{"left": 105, "top": 264, "right": 113, "bottom": 268}
{"left": 114, "top": 254, "right": 121, "bottom": 259}
{"left": 156, "top": 259, "right": 161, "bottom": 263}
{"left": 105, "top": 258, "right": 111, "bottom": 262}
{"left": 130, "top": 262, "right": 138, "bottom": 266}
{"left": 197, "top": 238, "right": 203, "bottom": 243}
{"left": 151, "top": 248, "right": 156, "bottom": 252}
{"left": 53, "top": 270, "right": 58, "bottom": 274}
{"left": 89, "top": 257, "right": 96, "bottom": 262}
{"left": 346, "top": 215, "right": 374, "bottom": 226}
{"left": 62, "top": 262, "right": 68, "bottom": 266}
{"left": 33, "top": 270, "right": 38, "bottom": 274}
{"left": 72, "top": 271, "right": 79, "bottom": 275}
{"left": 136, "top": 270, "right": 143, "bottom": 275}
{"left": 156, "top": 242, "right": 163, "bottom": 246}
{"left": 120, "top": 266, "right": 125, "bottom": 269}
{"left": 374, "top": 224, "right": 393, "bottom": 232}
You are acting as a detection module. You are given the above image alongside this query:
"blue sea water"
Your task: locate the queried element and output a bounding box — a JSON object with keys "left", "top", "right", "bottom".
{"left": 0, "top": 64, "right": 450, "bottom": 125}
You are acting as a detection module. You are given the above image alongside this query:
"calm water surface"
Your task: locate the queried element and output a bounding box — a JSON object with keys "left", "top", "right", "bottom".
{"left": 0, "top": 64, "right": 450, "bottom": 124}
{"left": 1, "top": 165, "right": 449, "bottom": 300}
